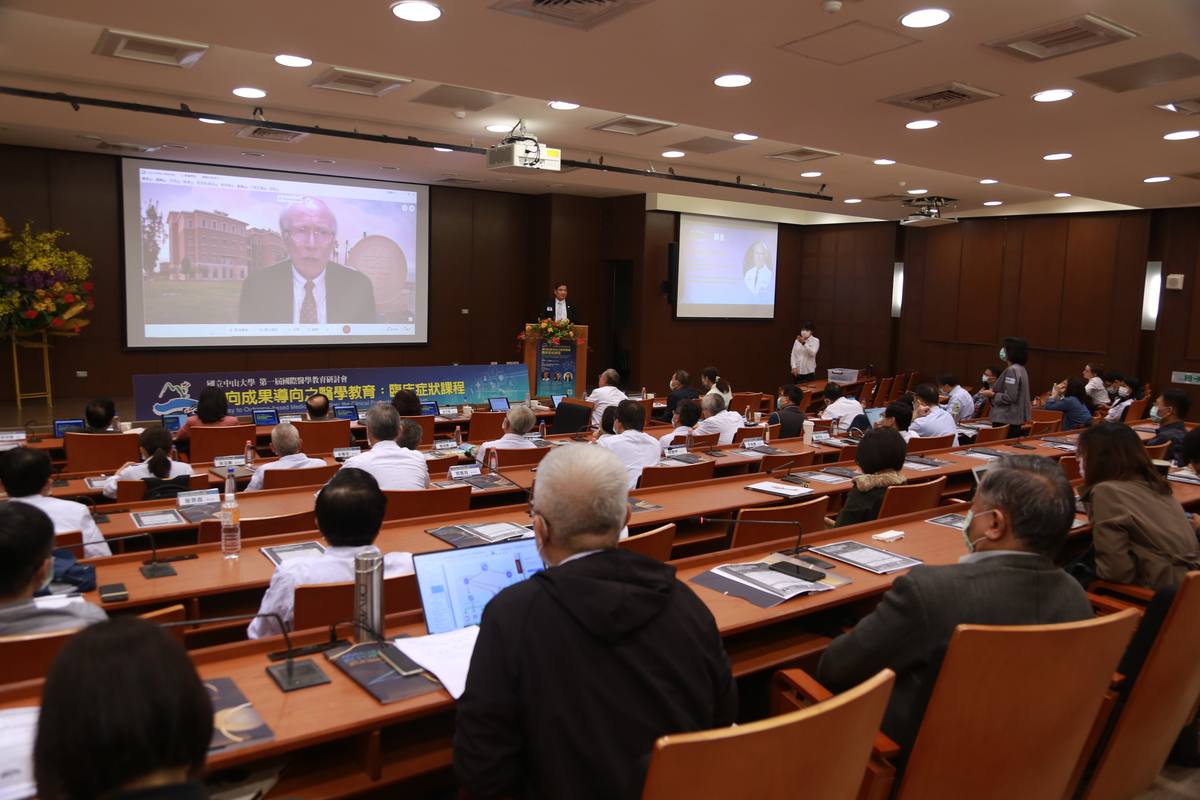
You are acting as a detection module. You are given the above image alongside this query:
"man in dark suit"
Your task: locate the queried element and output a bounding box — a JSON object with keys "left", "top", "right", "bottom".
{"left": 655, "top": 369, "right": 700, "bottom": 421}
{"left": 540, "top": 282, "right": 580, "bottom": 324}
{"left": 238, "top": 197, "right": 377, "bottom": 325}
{"left": 62, "top": 397, "right": 118, "bottom": 434}
{"left": 816, "top": 455, "right": 1093, "bottom": 752}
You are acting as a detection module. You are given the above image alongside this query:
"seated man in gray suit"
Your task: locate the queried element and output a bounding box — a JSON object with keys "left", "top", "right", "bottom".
{"left": 817, "top": 455, "right": 1092, "bottom": 752}
{"left": 238, "top": 197, "right": 377, "bottom": 325}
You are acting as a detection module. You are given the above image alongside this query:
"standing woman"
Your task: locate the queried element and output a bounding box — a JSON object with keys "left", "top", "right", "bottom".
{"left": 979, "top": 336, "right": 1031, "bottom": 437}
{"left": 700, "top": 367, "right": 733, "bottom": 409}
{"left": 790, "top": 323, "right": 820, "bottom": 383}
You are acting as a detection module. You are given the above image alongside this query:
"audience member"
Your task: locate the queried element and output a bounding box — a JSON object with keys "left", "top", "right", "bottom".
{"left": 819, "top": 382, "right": 864, "bottom": 434}
{"left": 174, "top": 386, "right": 240, "bottom": 443}
{"left": 587, "top": 369, "right": 628, "bottom": 429}
{"left": 909, "top": 384, "right": 959, "bottom": 443}
{"left": 454, "top": 445, "right": 736, "bottom": 800}
{"left": 1181, "top": 428, "right": 1200, "bottom": 535}
{"left": 768, "top": 384, "right": 808, "bottom": 439}
{"left": 476, "top": 405, "right": 538, "bottom": 466}
{"left": 390, "top": 388, "right": 423, "bottom": 417}
{"left": 790, "top": 323, "right": 820, "bottom": 383}
{"left": 876, "top": 402, "right": 914, "bottom": 443}
{"left": 972, "top": 365, "right": 1002, "bottom": 417}
{"left": 0, "top": 503, "right": 106, "bottom": 636}
{"left": 1075, "top": 422, "right": 1200, "bottom": 590}
{"left": 1146, "top": 388, "right": 1191, "bottom": 466}
{"left": 819, "top": 455, "right": 1092, "bottom": 751}
{"left": 693, "top": 394, "right": 745, "bottom": 445}
{"left": 833, "top": 427, "right": 908, "bottom": 527}
{"left": 1101, "top": 370, "right": 1124, "bottom": 402}
{"left": 306, "top": 392, "right": 331, "bottom": 420}
{"left": 936, "top": 373, "right": 974, "bottom": 422}
{"left": 1043, "top": 376, "right": 1094, "bottom": 431}
{"left": 1104, "top": 376, "right": 1143, "bottom": 422}
{"left": 0, "top": 447, "right": 110, "bottom": 558}
{"left": 102, "top": 427, "right": 196, "bottom": 499}
{"left": 700, "top": 367, "right": 733, "bottom": 408}
{"left": 249, "top": 468, "right": 414, "bottom": 637}
{"left": 62, "top": 397, "right": 118, "bottom": 434}
{"left": 979, "top": 336, "right": 1031, "bottom": 436}
{"left": 34, "top": 616, "right": 209, "bottom": 800}
{"left": 245, "top": 423, "right": 326, "bottom": 492}
{"left": 594, "top": 406, "right": 618, "bottom": 442}
{"left": 339, "top": 404, "right": 430, "bottom": 490}
{"left": 1083, "top": 362, "right": 1109, "bottom": 407}
{"left": 597, "top": 399, "right": 662, "bottom": 489}
{"left": 660, "top": 399, "right": 702, "bottom": 453}
{"left": 657, "top": 369, "right": 700, "bottom": 421}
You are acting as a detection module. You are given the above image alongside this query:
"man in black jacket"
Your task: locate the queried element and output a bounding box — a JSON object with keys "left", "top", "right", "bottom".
{"left": 767, "top": 384, "right": 807, "bottom": 438}
{"left": 454, "top": 445, "right": 737, "bottom": 800}
{"left": 655, "top": 369, "right": 700, "bottom": 422}
{"left": 540, "top": 282, "right": 580, "bottom": 324}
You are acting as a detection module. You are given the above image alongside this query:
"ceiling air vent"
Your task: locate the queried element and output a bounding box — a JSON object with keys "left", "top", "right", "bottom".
{"left": 434, "top": 177, "right": 485, "bottom": 186}
{"left": 1158, "top": 96, "right": 1200, "bottom": 115}
{"left": 95, "top": 141, "right": 160, "bottom": 154}
{"left": 309, "top": 67, "right": 412, "bottom": 97}
{"left": 985, "top": 14, "right": 1139, "bottom": 62}
{"left": 668, "top": 137, "right": 747, "bottom": 155}
{"left": 880, "top": 81, "right": 1001, "bottom": 113}
{"left": 764, "top": 147, "right": 840, "bottom": 163}
{"left": 588, "top": 115, "right": 677, "bottom": 136}
{"left": 92, "top": 28, "right": 210, "bottom": 68}
{"left": 491, "top": 0, "right": 653, "bottom": 30}
{"left": 233, "top": 126, "right": 309, "bottom": 144}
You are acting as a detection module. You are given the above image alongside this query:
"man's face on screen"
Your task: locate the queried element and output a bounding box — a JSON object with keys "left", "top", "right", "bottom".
{"left": 282, "top": 202, "right": 337, "bottom": 279}
{"left": 752, "top": 243, "right": 768, "bottom": 268}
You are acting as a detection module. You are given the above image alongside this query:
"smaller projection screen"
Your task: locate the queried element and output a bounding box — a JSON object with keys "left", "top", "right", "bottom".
{"left": 675, "top": 213, "right": 779, "bottom": 320}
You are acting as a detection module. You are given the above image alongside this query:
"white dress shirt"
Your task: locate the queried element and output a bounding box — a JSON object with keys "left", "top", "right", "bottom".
{"left": 659, "top": 426, "right": 693, "bottom": 453}
{"left": 340, "top": 440, "right": 430, "bottom": 491}
{"left": 597, "top": 429, "right": 663, "bottom": 489}
{"left": 247, "top": 546, "right": 414, "bottom": 638}
{"left": 1085, "top": 376, "right": 1109, "bottom": 408}
{"left": 292, "top": 265, "right": 328, "bottom": 325}
{"left": 587, "top": 385, "right": 628, "bottom": 428}
{"left": 476, "top": 433, "right": 536, "bottom": 466}
{"left": 693, "top": 410, "right": 746, "bottom": 445}
{"left": 942, "top": 386, "right": 975, "bottom": 422}
{"left": 744, "top": 266, "right": 772, "bottom": 293}
{"left": 102, "top": 458, "right": 196, "bottom": 499}
{"left": 246, "top": 452, "right": 328, "bottom": 492}
{"left": 554, "top": 298, "right": 568, "bottom": 322}
{"left": 1106, "top": 396, "right": 1134, "bottom": 422}
{"left": 790, "top": 336, "right": 820, "bottom": 375}
{"left": 705, "top": 384, "right": 734, "bottom": 410}
{"left": 909, "top": 405, "right": 960, "bottom": 444}
{"left": 820, "top": 397, "right": 864, "bottom": 433}
{"left": 11, "top": 495, "right": 111, "bottom": 559}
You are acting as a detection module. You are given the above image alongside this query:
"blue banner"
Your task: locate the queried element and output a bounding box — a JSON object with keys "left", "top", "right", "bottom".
{"left": 134, "top": 364, "right": 531, "bottom": 419}
{"left": 536, "top": 341, "right": 577, "bottom": 397}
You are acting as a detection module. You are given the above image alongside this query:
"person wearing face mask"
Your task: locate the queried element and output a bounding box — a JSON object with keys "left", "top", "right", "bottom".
{"left": 978, "top": 336, "right": 1031, "bottom": 436}
{"left": 0, "top": 447, "right": 110, "bottom": 559}
{"left": 817, "top": 455, "right": 1092, "bottom": 754}
{"left": 1104, "top": 376, "right": 1143, "bottom": 422}
{"left": 767, "top": 384, "right": 808, "bottom": 438}
{"left": 0, "top": 503, "right": 108, "bottom": 635}
{"left": 1145, "top": 389, "right": 1192, "bottom": 467}
{"left": 790, "top": 323, "right": 820, "bottom": 383}
{"left": 656, "top": 369, "right": 700, "bottom": 422}
{"left": 971, "top": 366, "right": 1002, "bottom": 417}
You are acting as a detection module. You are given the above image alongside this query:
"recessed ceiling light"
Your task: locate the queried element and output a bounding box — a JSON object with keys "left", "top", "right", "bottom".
{"left": 733, "top": 133, "right": 758, "bottom": 141}
{"left": 900, "top": 8, "right": 951, "bottom": 28}
{"left": 1043, "top": 152, "right": 1073, "bottom": 160}
{"left": 314, "top": 159, "right": 335, "bottom": 163}
{"left": 662, "top": 150, "right": 685, "bottom": 158}
{"left": 1054, "top": 192, "right": 1072, "bottom": 197}
{"left": 1164, "top": 130, "right": 1200, "bottom": 141}
{"left": 873, "top": 159, "right": 896, "bottom": 165}
{"left": 232, "top": 87, "right": 267, "bottom": 99}
{"left": 905, "top": 119, "right": 939, "bottom": 130}
{"left": 800, "top": 171, "right": 822, "bottom": 178}
{"left": 162, "top": 144, "right": 188, "bottom": 149}
{"left": 548, "top": 101, "right": 579, "bottom": 110}
{"left": 983, "top": 201, "right": 1003, "bottom": 206}
{"left": 433, "top": 147, "right": 452, "bottom": 152}
{"left": 907, "top": 189, "right": 928, "bottom": 195}
{"left": 391, "top": 1, "right": 442, "bottom": 21}
{"left": 274, "top": 55, "right": 312, "bottom": 68}
{"left": 242, "top": 152, "right": 265, "bottom": 157}
{"left": 714, "top": 74, "right": 751, "bottom": 88}
{"left": 844, "top": 199, "right": 863, "bottom": 204}
{"left": 198, "top": 118, "right": 225, "bottom": 124}
{"left": 548, "top": 183, "right": 565, "bottom": 188}
{"left": 380, "top": 165, "right": 401, "bottom": 170}
{"left": 1033, "top": 89, "right": 1074, "bottom": 103}
{"left": 1144, "top": 176, "right": 1171, "bottom": 183}
{"left": 486, "top": 124, "right": 514, "bottom": 133}
{"left": 979, "top": 179, "right": 998, "bottom": 184}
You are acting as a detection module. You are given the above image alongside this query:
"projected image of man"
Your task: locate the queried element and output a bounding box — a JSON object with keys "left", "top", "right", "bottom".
{"left": 237, "top": 197, "right": 378, "bottom": 325}
{"left": 743, "top": 241, "right": 773, "bottom": 294}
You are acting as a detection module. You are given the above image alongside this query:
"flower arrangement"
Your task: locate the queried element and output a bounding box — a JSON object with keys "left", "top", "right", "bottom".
{"left": 519, "top": 318, "right": 578, "bottom": 346}
{"left": 0, "top": 224, "right": 94, "bottom": 335}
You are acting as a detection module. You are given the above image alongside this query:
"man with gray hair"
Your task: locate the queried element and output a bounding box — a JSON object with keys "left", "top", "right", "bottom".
{"left": 238, "top": 196, "right": 378, "bottom": 325}
{"left": 454, "top": 445, "right": 736, "bottom": 800}
{"left": 692, "top": 393, "right": 746, "bottom": 445}
{"left": 586, "top": 368, "right": 627, "bottom": 429}
{"left": 817, "top": 455, "right": 1092, "bottom": 753}
{"left": 475, "top": 405, "right": 538, "bottom": 466}
{"left": 339, "top": 404, "right": 429, "bottom": 490}
{"left": 245, "top": 422, "right": 326, "bottom": 491}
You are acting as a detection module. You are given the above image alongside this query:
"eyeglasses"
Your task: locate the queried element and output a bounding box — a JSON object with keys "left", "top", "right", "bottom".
{"left": 283, "top": 226, "right": 335, "bottom": 242}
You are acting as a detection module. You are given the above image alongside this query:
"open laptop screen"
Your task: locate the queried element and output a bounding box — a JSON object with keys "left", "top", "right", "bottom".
{"left": 863, "top": 407, "right": 885, "bottom": 427}
{"left": 332, "top": 405, "right": 358, "bottom": 421}
{"left": 252, "top": 409, "right": 280, "bottom": 426}
{"left": 413, "top": 539, "right": 545, "bottom": 635}
{"left": 551, "top": 394, "right": 566, "bottom": 409}
{"left": 161, "top": 414, "right": 186, "bottom": 433}
{"left": 53, "top": 419, "right": 85, "bottom": 438}
{"left": 488, "top": 397, "right": 511, "bottom": 412}
{"left": 419, "top": 400, "right": 439, "bottom": 416}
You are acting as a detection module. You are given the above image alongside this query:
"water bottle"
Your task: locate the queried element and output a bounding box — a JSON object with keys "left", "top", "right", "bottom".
{"left": 744, "top": 405, "right": 751, "bottom": 423}
{"left": 488, "top": 446, "right": 498, "bottom": 472}
{"left": 539, "top": 420, "right": 547, "bottom": 439}
{"left": 686, "top": 430, "right": 694, "bottom": 450}
{"left": 525, "top": 392, "right": 532, "bottom": 408}
{"left": 243, "top": 440, "right": 254, "bottom": 466}
{"left": 353, "top": 546, "right": 384, "bottom": 643}
{"left": 110, "top": 413, "right": 120, "bottom": 432}
{"left": 762, "top": 422, "right": 770, "bottom": 445}
{"left": 221, "top": 468, "right": 240, "bottom": 559}
{"left": 454, "top": 425, "right": 462, "bottom": 446}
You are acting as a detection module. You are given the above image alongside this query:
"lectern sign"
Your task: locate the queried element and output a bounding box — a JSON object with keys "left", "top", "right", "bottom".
{"left": 536, "top": 341, "right": 577, "bottom": 397}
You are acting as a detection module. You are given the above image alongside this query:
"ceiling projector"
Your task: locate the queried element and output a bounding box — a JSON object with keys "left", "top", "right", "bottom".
{"left": 899, "top": 196, "right": 958, "bottom": 227}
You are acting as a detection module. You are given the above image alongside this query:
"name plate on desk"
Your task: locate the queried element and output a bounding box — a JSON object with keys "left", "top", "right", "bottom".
{"left": 664, "top": 445, "right": 688, "bottom": 458}
{"left": 0, "top": 430, "right": 27, "bottom": 442}
{"left": 448, "top": 465, "right": 481, "bottom": 481}
{"left": 332, "top": 447, "right": 360, "bottom": 461}
{"left": 741, "top": 437, "right": 765, "bottom": 449}
{"left": 178, "top": 489, "right": 219, "bottom": 508}
{"left": 522, "top": 432, "right": 543, "bottom": 441}
{"left": 811, "top": 433, "right": 831, "bottom": 444}
{"left": 213, "top": 455, "right": 246, "bottom": 468}
{"left": 433, "top": 439, "right": 459, "bottom": 451}
{"left": 280, "top": 414, "right": 304, "bottom": 424}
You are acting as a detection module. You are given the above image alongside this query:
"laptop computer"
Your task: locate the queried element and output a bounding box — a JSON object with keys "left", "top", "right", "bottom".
{"left": 332, "top": 405, "right": 358, "bottom": 421}
{"left": 419, "top": 400, "right": 439, "bottom": 416}
{"left": 53, "top": 419, "right": 85, "bottom": 438}
{"left": 550, "top": 394, "right": 566, "bottom": 409}
{"left": 863, "top": 407, "right": 886, "bottom": 427}
{"left": 161, "top": 414, "right": 187, "bottom": 433}
{"left": 488, "top": 397, "right": 511, "bottom": 412}
{"left": 252, "top": 409, "right": 280, "bottom": 426}
{"left": 413, "top": 539, "right": 545, "bottom": 635}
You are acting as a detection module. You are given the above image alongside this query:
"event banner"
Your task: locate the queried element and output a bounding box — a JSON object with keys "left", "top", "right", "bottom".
{"left": 134, "top": 364, "right": 531, "bottom": 419}
{"left": 535, "top": 341, "right": 577, "bottom": 398}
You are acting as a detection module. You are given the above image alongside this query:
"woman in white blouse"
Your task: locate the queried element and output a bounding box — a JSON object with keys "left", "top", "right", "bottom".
{"left": 700, "top": 366, "right": 733, "bottom": 409}
{"left": 102, "top": 427, "right": 195, "bottom": 499}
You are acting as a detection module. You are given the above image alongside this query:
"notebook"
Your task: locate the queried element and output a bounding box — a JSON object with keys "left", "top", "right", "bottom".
{"left": 413, "top": 539, "right": 545, "bottom": 635}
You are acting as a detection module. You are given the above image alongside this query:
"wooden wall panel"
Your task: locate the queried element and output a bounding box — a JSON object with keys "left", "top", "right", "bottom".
{"left": 919, "top": 225, "right": 962, "bottom": 343}
{"left": 1152, "top": 208, "right": 1200, "bottom": 407}
{"left": 1059, "top": 215, "right": 1119, "bottom": 353}
{"left": 957, "top": 219, "right": 1006, "bottom": 345}
{"left": 1015, "top": 217, "right": 1069, "bottom": 350}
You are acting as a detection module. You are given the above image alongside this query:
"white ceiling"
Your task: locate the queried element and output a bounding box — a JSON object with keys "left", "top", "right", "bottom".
{"left": 0, "top": 0, "right": 1198, "bottom": 221}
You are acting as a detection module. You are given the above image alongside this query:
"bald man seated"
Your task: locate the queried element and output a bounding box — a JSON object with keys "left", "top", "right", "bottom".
{"left": 245, "top": 422, "right": 326, "bottom": 491}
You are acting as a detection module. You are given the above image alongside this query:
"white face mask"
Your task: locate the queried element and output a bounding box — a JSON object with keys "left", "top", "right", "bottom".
{"left": 800, "top": 330, "right": 811, "bottom": 337}
{"left": 1118, "top": 386, "right": 1131, "bottom": 397}
{"left": 961, "top": 508, "right": 994, "bottom": 554}
{"left": 981, "top": 374, "right": 990, "bottom": 385}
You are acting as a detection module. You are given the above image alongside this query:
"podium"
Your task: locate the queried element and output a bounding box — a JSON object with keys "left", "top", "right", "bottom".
{"left": 522, "top": 324, "right": 588, "bottom": 399}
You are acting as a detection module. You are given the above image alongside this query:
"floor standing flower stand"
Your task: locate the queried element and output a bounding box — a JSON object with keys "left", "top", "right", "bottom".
{"left": 9, "top": 330, "right": 54, "bottom": 410}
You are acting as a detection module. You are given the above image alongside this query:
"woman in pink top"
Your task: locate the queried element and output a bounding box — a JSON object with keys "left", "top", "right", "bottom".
{"left": 175, "top": 386, "right": 241, "bottom": 443}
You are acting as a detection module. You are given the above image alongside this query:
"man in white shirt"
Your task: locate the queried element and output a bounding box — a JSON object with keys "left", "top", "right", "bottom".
{"left": 937, "top": 373, "right": 975, "bottom": 422}
{"left": 476, "top": 405, "right": 538, "bottom": 465}
{"left": 877, "top": 402, "right": 916, "bottom": 443}
{"left": 743, "top": 242, "right": 773, "bottom": 294}
{"left": 0, "top": 447, "right": 110, "bottom": 559}
{"left": 659, "top": 399, "right": 702, "bottom": 453}
{"left": 909, "top": 384, "right": 960, "bottom": 444}
{"left": 598, "top": 400, "right": 663, "bottom": 489}
{"left": 819, "top": 383, "right": 865, "bottom": 434}
{"left": 339, "top": 405, "right": 430, "bottom": 491}
{"left": 587, "top": 369, "right": 628, "bottom": 429}
{"left": 246, "top": 423, "right": 327, "bottom": 492}
{"left": 248, "top": 468, "right": 414, "bottom": 638}
{"left": 693, "top": 395, "right": 746, "bottom": 446}
{"left": 790, "top": 323, "right": 820, "bottom": 383}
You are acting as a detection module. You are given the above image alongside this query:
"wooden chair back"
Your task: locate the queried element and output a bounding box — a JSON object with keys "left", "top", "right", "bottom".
{"left": 1059, "top": 455, "right": 1081, "bottom": 481}
{"left": 140, "top": 604, "right": 187, "bottom": 645}
{"left": 669, "top": 432, "right": 720, "bottom": 448}
{"left": 632, "top": 397, "right": 656, "bottom": 424}
{"left": 640, "top": 669, "right": 895, "bottom": 800}
{"left": 811, "top": 418, "right": 834, "bottom": 432}
{"left": 906, "top": 433, "right": 954, "bottom": 454}
{"left": 64, "top": 431, "right": 140, "bottom": 473}
{"left": 0, "top": 627, "right": 82, "bottom": 684}
{"left": 494, "top": 446, "right": 553, "bottom": 469}
{"left": 1124, "top": 396, "right": 1150, "bottom": 421}
{"left": 115, "top": 473, "right": 208, "bottom": 502}
{"left": 877, "top": 476, "right": 947, "bottom": 519}
{"left": 1143, "top": 441, "right": 1170, "bottom": 461}
{"left": 859, "top": 378, "right": 878, "bottom": 407}
{"left": 56, "top": 530, "right": 83, "bottom": 549}
{"left": 425, "top": 455, "right": 457, "bottom": 476}
{"left": 836, "top": 444, "right": 858, "bottom": 463}
{"left": 733, "top": 424, "right": 779, "bottom": 443}
{"left": 1030, "top": 408, "right": 1062, "bottom": 423}
{"left": 731, "top": 496, "right": 831, "bottom": 550}
{"left": 382, "top": 483, "right": 471, "bottom": 521}
{"left": 1028, "top": 418, "right": 1062, "bottom": 436}
{"left": 973, "top": 424, "right": 1012, "bottom": 445}
{"left": 397, "top": 415, "right": 435, "bottom": 447}
{"left": 758, "top": 451, "right": 816, "bottom": 474}
{"left": 292, "top": 419, "right": 355, "bottom": 453}
{"left": 638, "top": 460, "right": 716, "bottom": 489}
{"left": 198, "top": 509, "right": 316, "bottom": 543}
{"left": 293, "top": 573, "right": 421, "bottom": 631}
{"left": 262, "top": 462, "right": 340, "bottom": 490}
{"left": 873, "top": 377, "right": 894, "bottom": 407}
{"left": 466, "top": 411, "right": 507, "bottom": 443}
{"left": 730, "top": 392, "right": 762, "bottom": 416}
{"left": 895, "top": 610, "right": 1138, "bottom": 800}
{"left": 617, "top": 523, "right": 675, "bottom": 562}
{"left": 189, "top": 424, "right": 258, "bottom": 464}
{"left": 888, "top": 374, "right": 908, "bottom": 403}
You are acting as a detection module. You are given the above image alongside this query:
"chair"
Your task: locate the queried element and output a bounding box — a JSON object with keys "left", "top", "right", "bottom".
{"left": 198, "top": 509, "right": 316, "bottom": 543}
{"left": 115, "top": 473, "right": 209, "bottom": 502}
{"left": 640, "top": 669, "right": 895, "bottom": 800}
{"left": 140, "top": 604, "right": 188, "bottom": 645}
{"left": 292, "top": 419, "right": 355, "bottom": 453}
{"left": 293, "top": 573, "right": 421, "bottom": 630}
{"left": 733, "top": 424, "right": 779, "bottom": 443}
{"left": 632, "top": 397, "right": 656, "bottom": 424}
{"left": 973, "top": 424, "right": 1013, "bottom": 445}
{"left": 381, "top": 484, "right": 471, "bottom": 522}
{"left": 189, "top": 424, "right": 258, "bottom": 464}
{"left": 1059, "top": 455, "right": 1082, "bottom": 481}
{"left": 757, "top": 450, "right": 816, "bottom": 474}
{"left": 1143, "top": 441, "right": 1170, "bottom": 461}
{"left": 906, "top": 433, "right": 954, "bottom": 453}
{"left": 730, "top": 496, "right": 831, "bottom": 549}
{"left": 618, "top": 523, "right": 675, "bottom": 562}
{"left": 1030, "top": 408, "right": 1062, "bottom": 423}
{"left": 550, "top": 398, "right": 594, "bottom": 435}
{"left": 1028, "top": 418, "right": 1062, "bottom": 436}
{"left": 836, "top": 444, "right": 857, "bottom": 463}
{"left": 669, "top": 431, "right": 720, "bottom": 448}
{"left": 0, "top": 627, "right": 83, "bottom": 684}
{"left": 465, "top": 411, "right": 507, "bottom": 443}
{"left": 876, "top": 476, "right": 947, "bottom": 519}
{"left": 64, "top": 431, "right": 140, "bottom": 472}
{"left": 730, "top": 392, "right": 762, "bottom": 416}
{"left": 494, "top": 446, "right": 553, "bottom": 468}
{"left": 859, "top": 378, "right": 878, "bottom": 407}
{"left": 56, "top": 530, "right": 83, "bottom": 549}
{"left": 1124, "top": 396, "right": 1150, "bottom": 421}
{"left": 397, "top": 415, "right": 435, "bottom": 447}
{"left": 261, "top": 462, "right": 340, "bottom": 489}
{"left": 888, "top": 374, "right": 908, "bottom": 403}
{"left": 638, "top": 460, "right": 716, "bottom": 488}
{"left": 873, "top": 377, "right": 894, "bottom": 408}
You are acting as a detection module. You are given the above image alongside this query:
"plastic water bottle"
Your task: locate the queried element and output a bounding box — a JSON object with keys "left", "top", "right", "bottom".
{"left": 488, "top": 446, "right": 499, "bottom": 472}
{"left": 762, "top": 422, "right": 770, "bottom": 445}
{"left": 686, "top": 430, "right": 694, "bottom": 450}
{"left": 110, "top": 413, "right": 120, "bottom": 432}
{"left": 221, "top": 468, "right": 241, "bottom": 559}
{"left": 525, "top": 392, "right": 532, "bottom": 408}
{"left": 243, "top": 440, "right": 254, "bottom": 466}
{"left": 539, "top": 420, "right": 547, "bottom": 439}
{"left": 454, "top": 425, "right": 463, "bottom": 446}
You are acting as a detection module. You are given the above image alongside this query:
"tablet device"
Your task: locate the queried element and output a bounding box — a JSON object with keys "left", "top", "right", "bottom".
{"left": 332, "top": 405, "right": 358, "bottom": 421}
{"left": 53, "top": 419, "right": 84, "bottom": 438}
{"left": 488, "top": 397, "right": 511, "bottom": 412}
{"left": 419, "top": 400, "right": 439, "bottom": 416}
{"left": 252, "top": 409, "right": 280, "bottom": 426}
{"left": 863, "top": 407, "right": 885, "bottom": 427}
{"left": 413, "top": 539, "right": 545, "bottom": 635}
{"left": 162, "top": 414, "right": 187, "bottom": 433}
{"left": 551, "top": 394, "right": 566, "bottom": 409}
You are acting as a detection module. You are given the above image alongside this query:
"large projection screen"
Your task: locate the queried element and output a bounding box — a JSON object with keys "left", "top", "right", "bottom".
{"left": 122, "top": 159, "right": 429, "bottom": 348}
{"left": 675, "top": 213, "right": 779, "bottom": 320}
